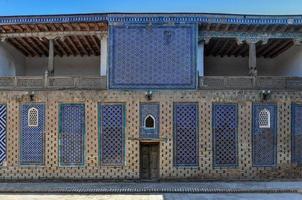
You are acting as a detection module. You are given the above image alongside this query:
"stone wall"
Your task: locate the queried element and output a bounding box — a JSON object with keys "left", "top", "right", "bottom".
{"left": 0, "top": 89, "right": 300, "bottom": 180}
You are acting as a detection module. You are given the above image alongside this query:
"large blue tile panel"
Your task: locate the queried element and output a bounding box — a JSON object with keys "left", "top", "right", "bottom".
{"left": 252, "top": 104, "right": 277, "bottom": 167}
{"left": 0, "top": 105, "right": 6, "bottom": 165}
{"left": 173, "top": 103, "right": 198, "bottom": 167}
{"left": 140, "top": 103, "right": 159, "bottom": 139}
{"left": 213, "top": 104, "right": 238, "bottom": 167}
{"left": 291, "top": 103, "right": 302, "bottom": 165}
{"left": 20, "top": 104, "right": 45, "bottom": 165}
{"left": 100, "top": 104, "right": 125, "bottom": 166}
{"left": 109, "top": 24, "right": 197, "bottom": 89}
{"left": 59, "top": 104, "right": 85, "bottom": 166}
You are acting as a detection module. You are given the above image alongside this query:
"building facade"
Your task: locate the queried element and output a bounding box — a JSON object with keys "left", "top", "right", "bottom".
{"left": 0, "top": 13, "right": 302, "bottom": 180}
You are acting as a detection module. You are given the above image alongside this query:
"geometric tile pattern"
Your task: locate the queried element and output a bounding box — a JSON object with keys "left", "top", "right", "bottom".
{"left": 20, "top": 104, "right": 45, "bottom": 165}
{"left": 59, "top": 104, "right": 85, "bottom": 166}
{"left": 291, "top": 103, "right": 302, "bottom": 165}
{"left": 252, "top": 104, "right": 277, "bottom": 167}
{"left": 0, "top": 105, "right": 6, "bottom": 165}
{"left": 100, "top": 104, "right": 125, "bottom": 166}
{"left": 212, "top": 103, "right": 238, "bottom": 167}
{"left": 173, "top": 103, "right": 198, "bottom": 166}
{"left": 109, "top": 24, "right": 197, "bottom": 89}
{"left": 140, "top": 103, "right": 159, "bottom": 139}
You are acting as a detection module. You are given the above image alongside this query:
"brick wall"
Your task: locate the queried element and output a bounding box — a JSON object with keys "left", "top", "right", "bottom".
{"left": 0, "top": 89, "right": 300, "bottom": 180}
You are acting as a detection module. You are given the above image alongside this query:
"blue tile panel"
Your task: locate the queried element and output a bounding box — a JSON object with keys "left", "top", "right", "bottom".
{"left": 0, "top": 105, "right": 6, "bottom": 165}
{"left": 252, "top": 104, "right": 277, "bottom": 167}
{"left": 20, "top": 104, "right": 45, "bottom": 165}
{"left": 59, "top": 104, "right": 85, "bottom": 166}
{"left": 212, "top": 104, "right": 238, "bottom": 167}
{"left": 140, "top": 103, "right": 160, "bottom": 139}
{"left": 109, "top": 24, "right": 197, "bottom": 89}
{"left": 291, "top": 104, "right": 302, "bottom": 165}
{"left": 173, "top": 103, "right": 198, "bottom": 166}
{"left": 100, "top": 104, "right": 125, "bottom": 166}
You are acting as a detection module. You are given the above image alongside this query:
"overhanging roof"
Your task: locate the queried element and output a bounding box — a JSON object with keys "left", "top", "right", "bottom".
{"left": 0, "top": 13, "right": 302, "bottom": 58}
{"left": 1, "top": 13, "right": 302, "bottom": 25}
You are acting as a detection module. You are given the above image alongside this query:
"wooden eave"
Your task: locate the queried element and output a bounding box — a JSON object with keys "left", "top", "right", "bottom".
{"left": 0, "top": 22, "right": 107, "bottom": 57}
{"left": 200, "top": 23, "right": 299, "bottom": 58}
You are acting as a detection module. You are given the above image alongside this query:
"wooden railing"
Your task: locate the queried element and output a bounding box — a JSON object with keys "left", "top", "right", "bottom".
{"left": 0, "top": 76, "right": 301, "bottom": 90}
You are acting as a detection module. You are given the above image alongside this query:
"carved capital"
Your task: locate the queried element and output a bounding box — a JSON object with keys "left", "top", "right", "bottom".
{"left": 293, "top": 39, "right": 302, "bottom": 45}
{"left": 0, "top": 37, "right": 6, "bottom": 42}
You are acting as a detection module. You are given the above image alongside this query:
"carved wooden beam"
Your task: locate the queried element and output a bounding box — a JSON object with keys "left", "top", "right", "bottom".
{"left": 0, "top": 30, "right": 106, "bottom": 39}
{"left": 199, "top": 31, "right": 302, "bottom": 43}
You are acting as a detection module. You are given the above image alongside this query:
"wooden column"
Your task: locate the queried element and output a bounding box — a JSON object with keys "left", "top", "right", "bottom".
{"left": 100, "top": 35, "right": 108, "bottom": 76}
{"left": 197, "top": 41, "right": 204, "bottom": 76}
{"left": 48, "top": 39, "right": 54, "bottom": 76}
{"left": 248, "top": 42, "right": 257, "bottom": 76}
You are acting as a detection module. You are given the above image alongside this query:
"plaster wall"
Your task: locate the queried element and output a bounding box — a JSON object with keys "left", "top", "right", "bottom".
{"left": 0, "top": 42, "right": 25, "bottom": 76}
{"left": 25, "top": 56, "right": 100, "bottom": 76}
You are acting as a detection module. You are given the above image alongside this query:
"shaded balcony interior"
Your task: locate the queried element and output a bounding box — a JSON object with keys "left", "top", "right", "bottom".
{"left": 200, "top": 23, "right": 302, "bottom": 76}
{"left": 0, "top": 22, "right": 107, "bottom": 77}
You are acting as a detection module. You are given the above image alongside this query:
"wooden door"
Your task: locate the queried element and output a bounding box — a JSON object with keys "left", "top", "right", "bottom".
{"left": 140, "top": 143, "right": 159, "bottom": 179}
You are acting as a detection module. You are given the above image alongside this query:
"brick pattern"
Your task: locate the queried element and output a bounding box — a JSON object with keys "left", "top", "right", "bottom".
{"left": 0, "top": 90, "right": 299, "bottom": 180}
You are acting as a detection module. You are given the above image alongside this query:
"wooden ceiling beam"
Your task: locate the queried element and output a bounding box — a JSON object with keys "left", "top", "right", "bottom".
{"left": 65, "top": 36, "right": 81, "bottom": 56}
{"left": 261, "top": 40, "right": 283, "bottom": 57}
{"left": 25, "top": 37, "right": 44, "bottom": 56}
{"left": 54, "top": 39, "right": 67, "bottom": 57}
{"left": 31, "top": 37, "right": 48, "bottom": 56}
{"left": 271, "top": 41, "right": 294, "bottom": 58}
{"left": 72, "top": 36, "right": 89, "bottom": 56}
{"left": 81, "top": 35, "right": 95, "bottom": 56}
{"left": 225, "top": 41, "right": 237, "bottom": 56}
{"left": 210, "top": 39, "right": 223, "bottom": 56}
{"left": 0, "top": 30, "right": 105, "bottom": 39}
{"left": 59, "top": 39, "right": 74, "bottom": 56}
{"left": 14, "top": 38, "right": 36, "bottom": 56}
{"left": 266, "top": 40, "right": 293, "bottom": 58}
{"left": 7, "top": 38, "right": 30, "bottom": 56}
{"left": 215, "top": 40, "right": 230, "bottom": 56}
{"left": 91, "top": 35, "right": 100, "bottom": 54}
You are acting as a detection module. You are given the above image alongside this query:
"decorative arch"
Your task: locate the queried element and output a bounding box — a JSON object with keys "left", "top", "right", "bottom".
{"left": 259, "top": 108, "right": 270, "bottom": 128}
{"left": 28, "top": 107, "right": 38, "bottom": 127}
{"left": 144, "top": 114, "right": 155, "bottom": 129}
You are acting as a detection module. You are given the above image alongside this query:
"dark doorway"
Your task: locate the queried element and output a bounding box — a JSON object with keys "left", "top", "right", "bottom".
{"left": 140, "top": 143, "right": 159, "bottom": 180}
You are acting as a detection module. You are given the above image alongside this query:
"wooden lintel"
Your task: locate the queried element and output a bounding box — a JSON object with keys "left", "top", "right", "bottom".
{"left": 0, "top": 30, "right": 106, "bottom": 39}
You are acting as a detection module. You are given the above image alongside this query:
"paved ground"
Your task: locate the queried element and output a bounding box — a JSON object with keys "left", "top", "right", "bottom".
{"left": 0, "top": 181, "right": 302, "bottom": 193}
{"left": 1, "top": 193, "right": 302, "bottom": 200}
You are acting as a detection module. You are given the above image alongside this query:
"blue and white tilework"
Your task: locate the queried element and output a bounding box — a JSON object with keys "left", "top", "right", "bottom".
{"left": 109, "top": 24, "right": 197, "bottom": 89}
{"left": 291, "top": 103, "right": 302, "bottom": 165}
{"left": 100, "top": 104, "right": 125, "bottom": 166}
{"left": 140, "top": 103, "right": 159, "bottom": 139}
{"left": 173, "top": 103, "right": 198, "bottom": 166}
{"left": 60, "top": 104, "right": 85, "bottom": 166}
{"left": 252, "top": 104, "right": 277, "bottom": 167}
{"left": 212, "top": 104, "right": 238, "bottom": 167}
{"left": 0, "top": 105, "right": 6, "bottom": 166}
{"left": 20, "top": 104, "right": 45, "bottom": 165}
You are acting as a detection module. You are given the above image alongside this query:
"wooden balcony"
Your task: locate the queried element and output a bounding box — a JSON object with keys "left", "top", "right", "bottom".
{"left": 0, "top": 76, "right": 301, "bottom": 90}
